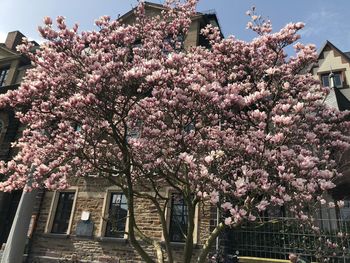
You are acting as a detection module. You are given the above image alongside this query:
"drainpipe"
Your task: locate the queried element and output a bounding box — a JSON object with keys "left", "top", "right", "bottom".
{"left": 25, "top": 189, "right": 45, "bottom": 263}
{"left": 215, "top": 207, "right": 219, "bottom": 252}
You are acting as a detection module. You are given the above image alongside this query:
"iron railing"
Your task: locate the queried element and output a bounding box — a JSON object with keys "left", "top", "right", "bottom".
{"left": 223, "top": 216, "right": 350, "bottom": 263}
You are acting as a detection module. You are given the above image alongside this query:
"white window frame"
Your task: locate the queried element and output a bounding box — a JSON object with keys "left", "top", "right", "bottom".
{"left": 99, "top": 188, "right": 129, "bottom": 239}
{"left": 45, "top": 187, "right": 78, "bottom": 235}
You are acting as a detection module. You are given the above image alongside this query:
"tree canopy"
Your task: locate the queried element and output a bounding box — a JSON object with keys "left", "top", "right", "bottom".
{"left": 0, "top": 1, "right": 349, "bottom": 262}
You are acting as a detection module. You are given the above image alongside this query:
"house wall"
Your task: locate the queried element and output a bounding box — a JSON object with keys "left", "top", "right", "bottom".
{"left": 312, "top": 46, "right": 350, "bottom": 109}
{"left": 28, "top": 177, "right": 214, "bottom": 263}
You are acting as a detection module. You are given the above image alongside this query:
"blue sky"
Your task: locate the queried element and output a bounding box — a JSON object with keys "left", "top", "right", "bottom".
{"left": 1, "top": 0, "right": 350, "bottom": 53}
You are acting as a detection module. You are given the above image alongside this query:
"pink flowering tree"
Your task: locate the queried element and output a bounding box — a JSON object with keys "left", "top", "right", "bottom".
{"left": 0, "top": 1, "right": 349, "bottom": 262}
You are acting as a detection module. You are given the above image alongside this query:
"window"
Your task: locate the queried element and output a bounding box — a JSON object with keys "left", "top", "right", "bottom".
{"left": 46, "top": 189, "right": 77, "bottom": 235}
{"left": 0, "top": 68, "right": 9, "bottom": 87}
{"left": 169, "top": 193, "right": 189, "bottom": 242}
{"left": 322, "top": 72, "right": 343, "bottom": 88}
{"left": 105, "top": 193, "right": 128, "bottom": 238}
{"left": 321, "top": 74, "right": 330, "bottom": 87}
{"left": 74, "top": 123, "right": 82, "bottom": 132}
{"left": 164, "top": 191, "right": 199, "bottom": 244}
{"left": 51, "top": 192, "right": 75, "bottom": 234}
{"left": 333, "top": 73, "right": 343, "bottom": 87}
{"left": 184, "top": 122, "right": 195, "bottom": 133}
{"left": 15, "top": 66, "right": 29, "bottom": 84}
{"left": 100, "top": 190, "right": 129, "bottom": 239}
{"left": 127, "top": 120, "right": 142, "bottom": 140}
{"left": 163, "top": 34, "right": 185, "bottom": 54}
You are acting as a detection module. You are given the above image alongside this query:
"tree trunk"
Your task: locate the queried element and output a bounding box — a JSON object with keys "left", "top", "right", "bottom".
{"left": 196, "top": 222, "right": 225, "bottom": 263}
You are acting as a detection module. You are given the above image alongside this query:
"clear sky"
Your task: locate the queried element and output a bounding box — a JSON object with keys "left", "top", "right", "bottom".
{"left": 1, "top": 0, "right": 350, "bottom": 53}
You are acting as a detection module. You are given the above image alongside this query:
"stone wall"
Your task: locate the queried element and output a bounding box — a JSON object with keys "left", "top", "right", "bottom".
{"left": 27, "top": 178, "right": 215, "bottom": 263}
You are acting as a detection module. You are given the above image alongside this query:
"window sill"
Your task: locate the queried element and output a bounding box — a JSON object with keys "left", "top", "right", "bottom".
{"left": 42, "top": 233, "right": 70, "bottom": 239}
{"left": 97, "top": 237, "right": 128, "bottom": 244}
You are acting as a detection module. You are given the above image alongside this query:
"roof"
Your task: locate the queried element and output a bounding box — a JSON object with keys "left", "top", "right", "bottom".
{"left": 334, "top": 87, "right": 350, "bottom": 111}
{"left": 119, "top": 1, "right": 202, "bottom": 21}
{"left": 344, "top": 51, "right": 350, "bottom": 59}
{"left": 317, "top": 40, "right": 350, "bottom": 64}
{"left": 0, "top": 43, "right": 19, "bottom": 57}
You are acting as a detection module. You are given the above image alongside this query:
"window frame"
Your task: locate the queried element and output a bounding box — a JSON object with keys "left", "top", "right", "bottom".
{"left": 45, "top": 187, "right": 78, "bottom": 235}
{"left": 99, "top": 189, "right": 129, "bottom": 240}
{"left": 321, "top": 74, "right": 330, "bottom": 87}
{"left": 164, "top": 189, "right": 199, "bottom": 244}
{"left": 321, "top": 71, "right": 344, "bottom": 88}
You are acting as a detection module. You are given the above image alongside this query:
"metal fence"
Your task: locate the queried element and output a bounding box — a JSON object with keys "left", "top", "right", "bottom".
{"left": 223, "top": 216, "right": 350, "bottom": 263}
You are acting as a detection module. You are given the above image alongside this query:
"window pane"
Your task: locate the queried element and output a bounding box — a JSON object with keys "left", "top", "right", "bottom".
{"left": 105, "top": 193, "right": 128, "bottom": 238}
{"left": 334, "top": 73, "right": 342, "bottom": 87}
{"left": 0, "top": 68, "right": 9, "bottom": 87}
{"left": 322, "top": 75, "right": 329, "bottom": 87}
{"left": 127, "top": 120, "right": 142, "bottom": 140}
{"left": 169, "top": 193, "right": 188, "bottom": 242}
{"left": 51, "top": 192, "right": 75, "bottom": 234}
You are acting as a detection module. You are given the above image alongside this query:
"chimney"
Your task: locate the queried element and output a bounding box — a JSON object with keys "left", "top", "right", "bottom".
{"left": 5, "top": 31, "right": 25, "bottom": 51}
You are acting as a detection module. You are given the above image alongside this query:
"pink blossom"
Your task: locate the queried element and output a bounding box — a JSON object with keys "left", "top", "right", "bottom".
{"left": 328, "top": 202, "right": 335, "bottom": 208}
{"left": 221, "top": 202, "right": 232, "bottom": 211}
{"left": 256, "top": 200, "right": 269, "bottom": 212}
{"left": 224, "top": 217, "right": 232, "bottom": 226}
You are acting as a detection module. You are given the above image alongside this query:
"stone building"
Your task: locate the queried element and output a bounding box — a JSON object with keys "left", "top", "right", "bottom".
{"left": 0, "top": 31, "right": 41, "bottom": 255}
{"left": 25, "top": 3, "right": 223, "bottom": 263}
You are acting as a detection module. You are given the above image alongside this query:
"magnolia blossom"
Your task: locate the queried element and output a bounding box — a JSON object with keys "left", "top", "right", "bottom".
{"left": 0, "top": 1, "right": 349, "bottom": 261}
